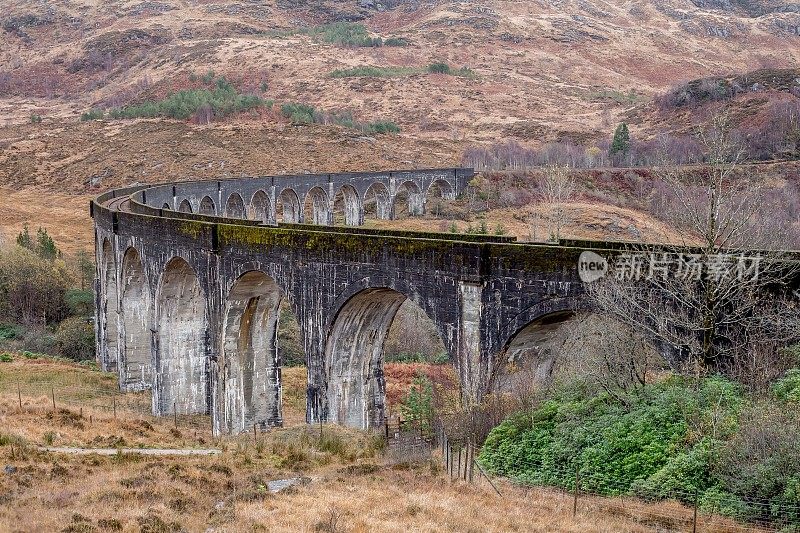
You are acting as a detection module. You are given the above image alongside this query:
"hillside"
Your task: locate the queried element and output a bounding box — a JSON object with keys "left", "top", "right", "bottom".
{"left": 1, "top": 1, "right": 799, "bottom": 250}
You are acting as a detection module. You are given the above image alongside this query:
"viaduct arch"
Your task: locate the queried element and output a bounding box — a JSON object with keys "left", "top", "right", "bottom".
{"left": 94, "top": 168, "right": 620, "bottom": 435}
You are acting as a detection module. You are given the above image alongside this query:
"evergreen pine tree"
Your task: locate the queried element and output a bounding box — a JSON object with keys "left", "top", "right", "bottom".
{"left": 35, "top": 227, "right": 59, "bottom": 260}
{"left": 16, "top": 224, "right": 33, "bottom": 250}
{"left": 609, "top": 123, "right": 631, "bottom": 158}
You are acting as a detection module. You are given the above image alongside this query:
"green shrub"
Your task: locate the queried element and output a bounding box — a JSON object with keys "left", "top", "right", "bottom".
{"left": 280, "top": 102, "right": 316, "bottom": 124}
{"left": 773, "top": 369, "right": 800, "bottom": 402}
{"left": 427, "top": 62, "right": 451, "bottom": 75}
{"left": 399, "top": 375, "right": 434, "bottom": 437}
{"left": 363, "top": 120, "right": 400, "bottom": 134}
{"left": 64, "top": 288, "right": 94, "bottom": 316}
{"left": 0, "top": 353, "right": 12, "bottom": 362}
{"left": 384, "top": 37, "right": 410, "bottom": 47}
{"left": 479, "top": 376, "right": 742, "bottom": 496}
{"left": 30, "top": 113, "right": 42, "bottom": 124}
{"left": 55, "top": 316, "right": 95, "bottom": 362}
{"left": 426, "top": 62, "right": 475, "bottom": 77}
{"left": 80, "top": 108, "right": 104, "bottom": 121}
{"left": 329, "top": 66, "right": 417, "bottom": 78}
{"left": 0, "top": 323, "right": 20, "bottom": 341}
{"left": 306, "top": 22, "right": 382, "bottom": 47}
{"left": 107, "top": 76, "right": 264, "bottom": 122}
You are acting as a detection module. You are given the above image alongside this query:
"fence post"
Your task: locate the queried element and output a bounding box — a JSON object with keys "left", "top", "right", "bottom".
{"left": 173, "top": 402, "right": 178, "bottom": 429}
{"left": 573, "top": 464, "right": 580, "bottom": 518}
{"left": 51, "top": 387, "right": 56, "bottom": 411}
{"left": 17, "top": 382, "right": 22, "bottom": 409}
{"left": 468, "top": 440, "right": 474, "bottom": 482}
{"left": 253, "top": 423, "right": 257, "bottom": 445}
{"left": 692, "top": 488, "right": 699, "bottom": 533}
{"left": 113, "top": 395, "right": 117, "bottom": 419}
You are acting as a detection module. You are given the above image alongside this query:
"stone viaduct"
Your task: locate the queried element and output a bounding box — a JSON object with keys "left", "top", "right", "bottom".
{"left": 93, "top": 168, "right": 620, "bottom": 435}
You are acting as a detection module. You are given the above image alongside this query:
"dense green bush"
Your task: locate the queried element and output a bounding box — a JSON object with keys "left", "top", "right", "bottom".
{"left": 480, "top": 374, "right": 800, "bottom": 527}
{"left": 329, "top": 66, "right": 417, "bottom": 78}
{"left": 80, "top": 108, "right": 104, "bottom": 121}
{"left": 773, "top": 369, "right": 800, "bottom": 402}
{"left": 362, "top": 120, "right": 400, "bottom": 134}
{"left": 280, "top": 102, "right": 316, "bottom": 124}
{"left": 55, "top": 317, "right": 95, "bottom": 362}
{"left": 105, "top": 76, "right": 264, "bottom": 122}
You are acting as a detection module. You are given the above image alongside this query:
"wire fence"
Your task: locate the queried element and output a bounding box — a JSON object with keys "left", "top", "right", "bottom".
{"left": 0, "top": 379, "right": 214, "bottom": 432}
{"left": 435, "top": 425, "right": 799, "bottom": 533}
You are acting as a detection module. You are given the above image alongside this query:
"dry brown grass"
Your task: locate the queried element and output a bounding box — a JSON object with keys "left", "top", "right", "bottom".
{"left": 0, "top": 358, "right": 763, "bottom": 532}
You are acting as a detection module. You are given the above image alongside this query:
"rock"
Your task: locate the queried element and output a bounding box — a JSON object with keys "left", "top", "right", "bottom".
{"left": 266, "top": 476, "right": 310, "bottom": 493}
{"left": 4, "top": 465, "right": 17, "bottom": 474}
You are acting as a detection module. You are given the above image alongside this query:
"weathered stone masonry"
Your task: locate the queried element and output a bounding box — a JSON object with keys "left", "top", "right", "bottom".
{"left": 93, "top": 168, "right": 621, "bottom": 436}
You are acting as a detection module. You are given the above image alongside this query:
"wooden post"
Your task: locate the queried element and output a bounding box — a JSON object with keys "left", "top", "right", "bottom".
{"left": 692, "top": 488, "right": 698, "bottom": 533}
{"left": 113, "top": 395, "right": 117, "bottom": 419}
{"left": 468, "top": 441, "right": 474, "bottom": 482}
{"left": 17, "top": 382, "right": 21, "bottom": 409}
{"left": 253, "top": 423, "right": 257, "bottom": 445}
{"left": 474, "top": 460, "right": 502, "bottom": 496}
{"left": 458, "top": 448, "right": 462, "bottom": 481}
{"left": 89, "top": 414, "right": 93, "bottom": 426}
{"left": 573, "top": 464, "right": 580, "bottom": 517}
{"left": 173, "top": 402, "right": 178, "bottom": 429}
{"left": 51, "top": 387, "right": 56, "bottom": 411}
{"left": 79, "top": 407, "right": 83, "bottom": 419}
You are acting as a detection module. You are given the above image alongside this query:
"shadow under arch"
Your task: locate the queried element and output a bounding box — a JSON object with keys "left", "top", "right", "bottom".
{"left": 323, "top": 285, "right": 451, "bottom": 430}
{"left": 249, "top": 190, "right": 272, "bottom": 223}
{"left": 101, "top": 239, "right": 119, "bottom": 372}
{"left": 394, "top": 180, "right": 425, "bottom": 217}
{"left": 277, "top": 188, "right": 301, "bottom": 223}
{"left": 492, "top": 310, "right": 576, "bottom": 393}
{"left": 120, "top": 247, "right": 151, "bottom": 391}
{"left": 178, "top": 199, "right": 193, "bottom": 213}
{"left": 199, "top": 195, "right": 216, "bottom": 216}
{"left": 304, "top": 186, "right": 331, "bottom": 225}
{"left": 225, "top": 192, "right": 246, "bottom": 219}
{"left": 221, "top": 270, "right": 284, "bottom": 433}
{"left": 333, "top": 184, "right": 361, "bottom": 226}
{"left": 363, "top": 182, "right": 392, "bottom": 220}
{"left": 155, "top": 257, "right": 209, "bottom": 415}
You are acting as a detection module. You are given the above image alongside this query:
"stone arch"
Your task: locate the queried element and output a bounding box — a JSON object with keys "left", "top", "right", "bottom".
{"left": 333, "top": 184, "right": 362, "bottom": 226}
{"left": 323, "top": 286, "right": 448, "bottom": 429}
{"left": 304, "top": 186, "right": 331, "bottom": 225}
{"left": 249, "top": 190, "right": 272, "bottom": 223}
{"left": 394, "top": 180, "right": 425, "bottom": 217}
{"left": 120, "top": 247, "right": 151, "bottom": 391}
{"left": 101, "top": 239, "right": 119, "bottom": 372}
{"left": 156, "top": 257, "right": 208, "bottom": 415}
{"left": 162, "top": 203, "right": 171, "bottom": 210}
{"left": 199, "top": 195, "right": 216, "bottom": 216}
{"left": 224, "top": 192, "right": 246, "bottom": 219}
{"left": 221, "top": 271, "right": 284, "bottom": 434}
{"left": 493, "top": 310, "right": 576, "bottom": 393}
{"left": 178, "top": 199, "right": 192, "bottom": 213}
{"left": 363, "top": 182, "right": 392, "bottom": 220}
{"left": 427, "top": 178, "right": 455, "bottom": 200}
{"left": 276, "top": 188, "right": 301, "bottom": 223}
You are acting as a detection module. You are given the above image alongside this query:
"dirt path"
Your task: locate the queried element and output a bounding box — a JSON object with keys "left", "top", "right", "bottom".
{"left": 37, "top": 446, "right": 221, "bottom": 456}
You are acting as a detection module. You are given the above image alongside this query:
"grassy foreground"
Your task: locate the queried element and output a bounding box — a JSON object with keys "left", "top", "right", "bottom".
{"left": 0, "top": 357, "right": 746, "bottom": 532}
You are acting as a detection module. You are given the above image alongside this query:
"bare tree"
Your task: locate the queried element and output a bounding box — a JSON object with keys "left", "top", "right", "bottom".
{"left": 554, "top": 314, "right": 663, "bottom": 404}
{"left": 587, "top": 110, "right": 800, "bottom": 383}
{"left": 535, "top": 164, "right": 575, "bottom": 242}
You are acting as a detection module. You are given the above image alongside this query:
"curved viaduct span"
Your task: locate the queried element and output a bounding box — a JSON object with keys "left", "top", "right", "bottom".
{"left": 93, "top": 168, "right": 617, "bottom": 435}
